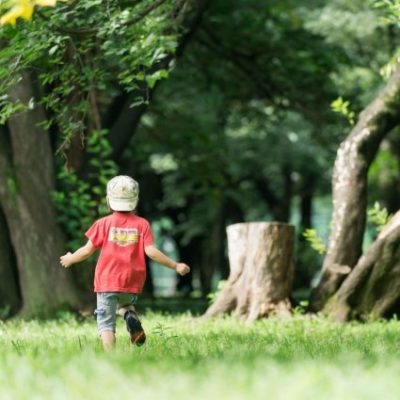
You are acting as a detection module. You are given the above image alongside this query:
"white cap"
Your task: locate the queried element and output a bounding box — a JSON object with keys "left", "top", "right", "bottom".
{"left": 106, "top": 176, "right": 139, "bottom": 211}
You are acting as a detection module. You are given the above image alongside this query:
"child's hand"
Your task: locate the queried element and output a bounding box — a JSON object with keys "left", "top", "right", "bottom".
{"left": 60, "top": 252, "right": 73, "bottom": 268}
{"left": 176, "top": 263, "right": 190, "bottom": 276}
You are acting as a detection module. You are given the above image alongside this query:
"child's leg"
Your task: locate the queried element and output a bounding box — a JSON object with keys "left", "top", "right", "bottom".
{"left": 117, "top": 294, "right": 145, "bottom": 346}
{"left": 96, "top": 293, "right": 118, "bottom": 350}
{"left": 117, "top": 304, "right": 136, "bottom": 317}
{"left": 101, "top": 330, "right": 116, "bottom": 350}
{"left": 117, "top": 293, "right": 139, "bottom": 317}
{"left": 117, "top": 304, "right": 140, "bottom": 325}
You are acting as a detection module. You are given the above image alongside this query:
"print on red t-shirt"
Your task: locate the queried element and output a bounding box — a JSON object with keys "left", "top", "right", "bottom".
{"left": 85, "top": 212, "right": 154, "bottom": 293}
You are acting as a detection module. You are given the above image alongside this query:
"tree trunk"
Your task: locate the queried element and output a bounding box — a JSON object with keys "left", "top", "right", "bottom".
{"left": 295, "top": 177, "right": 317, "bottom": 290}
{"left": 204, "top": 222, "right": 294, "bottom": 322}
{"left": 310, "top": 65, "right": 400, "bottom": 311}
{"left": 324, "top": 210, "right": 400, "bottom": 322}
{"left": 199, "top": 201, "right": 226, "bottom": 296}
{"left": 176, "top": 236, "right": 202, "bottom": 296}
{"left": 277, "top": 165, "right": 293, "bottom": 223}
{"left": 254, "top": 167, "right": 293, "bottom": 223}
{"left": 0, "top": 205, "right": 20, "bottom": 317}
{"left": 299, "top": 173, "right": 316, "bottom": 233}
{"left": 0, "top": 72, "right": 80, "bottom": 317}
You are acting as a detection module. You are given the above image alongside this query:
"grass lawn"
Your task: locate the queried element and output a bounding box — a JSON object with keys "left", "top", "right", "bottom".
{"left": 1, "top": 312, "right": 400, "bottom": 399}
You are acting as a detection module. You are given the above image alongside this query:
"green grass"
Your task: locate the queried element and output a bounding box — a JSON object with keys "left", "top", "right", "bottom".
{"left": 1, "top": 313, "right": 400, "bottom": 399}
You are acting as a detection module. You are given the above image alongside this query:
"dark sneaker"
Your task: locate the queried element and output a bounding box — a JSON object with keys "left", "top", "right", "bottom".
{"left": 124, "top": 310, "right": 146, "bottom": 346}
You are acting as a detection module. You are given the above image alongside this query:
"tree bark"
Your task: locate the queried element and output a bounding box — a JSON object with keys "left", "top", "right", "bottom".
{"left": 324, "top": 210, "right": 400, "bottom": 322}
{"left": 0, "top": 72, "right": 80, "bottom": 317}
{"left": 310, "top": 65, "right": 400, "bottom": 311}
{"left": 0, "top": 205, "right": 20, "bottom": 316}
{"left": 204, "top": 222, "right": 294, "bottom": 322}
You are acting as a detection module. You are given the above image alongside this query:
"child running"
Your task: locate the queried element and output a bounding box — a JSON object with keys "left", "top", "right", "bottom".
{"left": 60, "top": 175, "right": 190, "bottom": 349}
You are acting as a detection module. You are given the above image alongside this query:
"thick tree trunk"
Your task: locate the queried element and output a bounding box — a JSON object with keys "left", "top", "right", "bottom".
{"left": 0, "top": 72, "right": 80, "bottom": 317}
{"left": 0, "top": 205, "right": 20, "bottom": 316}
{"left": 324, "top": 210, "right": 400, "bottom": 322}
{"left": 204, "top": 222, "right": 294, "bottom": 322}
{"left": 310, "top": 65, "right": 400, "bottom": 311}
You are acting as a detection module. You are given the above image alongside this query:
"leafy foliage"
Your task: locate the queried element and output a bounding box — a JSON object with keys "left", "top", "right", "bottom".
{"left": 128, "top": 0, "right": 345, "bottom": 246}
{"left": 0, "top": 0, "right": 179, "bottom": 150}
{"left": 367, "top": 202, "right": 392, "bottom": 232}
{"left": 0, "top": 0, "right": 184, "bottom": 253}
{"left": 375, "top": 0, "right": 400, "bottom": 24}
{"left": 331, "top": 97, "right": 355, "bottom": 125}
{"left": 306, "top": 0, "right": 390, "bottom": 108}
{"left": 303, "top": 229, "right": 327, "bottom": 255}
{"left": 52, "top": 130, "right": 118, "bottom": 249}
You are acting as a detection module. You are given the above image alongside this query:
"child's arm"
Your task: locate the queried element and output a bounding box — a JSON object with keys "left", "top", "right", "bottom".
{"left": 145, "top": 244, "right": 190, "bottom": 276}
{"left": 60, "top": 240, "right": 96, "bottom": 268}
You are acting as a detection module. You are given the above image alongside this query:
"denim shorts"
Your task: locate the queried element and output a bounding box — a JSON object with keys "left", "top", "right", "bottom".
{"left": 95, "top": 292, "right": 139, "bottom": 334}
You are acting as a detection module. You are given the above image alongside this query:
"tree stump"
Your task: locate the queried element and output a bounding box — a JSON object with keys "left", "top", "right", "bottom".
{"left": 204, "top": 222, "right": 295, "bottom": 322}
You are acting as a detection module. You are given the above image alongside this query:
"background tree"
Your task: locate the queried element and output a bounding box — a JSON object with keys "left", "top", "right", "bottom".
{"left": 310, "top": 65, "right": 400, "bottom": 311}
{"left": 310, "top": 0, "right": 400, "bottom": 316}
{"left": 0, "top": 73, "right": 80, "bottom": 317}
{"left": 0, "top": 0, "right": 209, "bottom": 316}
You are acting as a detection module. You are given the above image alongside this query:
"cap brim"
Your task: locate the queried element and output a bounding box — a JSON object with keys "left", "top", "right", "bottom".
{"left": 108, "top": 198, "right": 137, "bottom": 211}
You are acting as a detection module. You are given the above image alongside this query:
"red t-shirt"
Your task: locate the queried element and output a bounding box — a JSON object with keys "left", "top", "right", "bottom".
{"left": 85, "top": 212, "right": 154, "bottom": 293}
